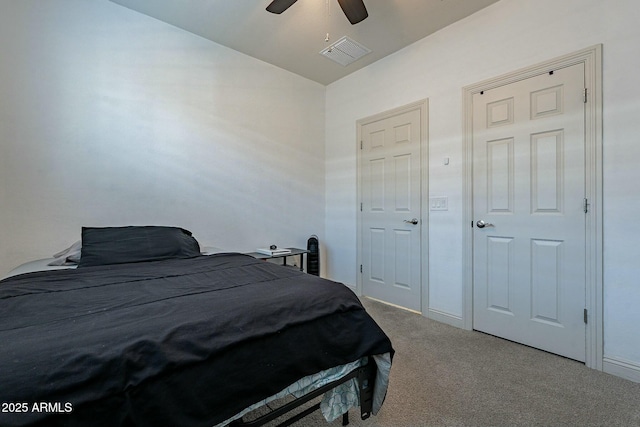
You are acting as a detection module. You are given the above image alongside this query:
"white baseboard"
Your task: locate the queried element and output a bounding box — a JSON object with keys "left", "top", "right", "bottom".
{"left": 362, "top": 296, "right": 422, "bottom": 315}
{"left": 603, "top": 356, "right": 640, "bottom": 383}
{"left": 427, "top": 308, "right": 464, "bottom": 329}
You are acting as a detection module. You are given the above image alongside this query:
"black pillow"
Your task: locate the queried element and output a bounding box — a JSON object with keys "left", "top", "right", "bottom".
{"left": 79, "top": 226, "right": 201, "bottom": 268}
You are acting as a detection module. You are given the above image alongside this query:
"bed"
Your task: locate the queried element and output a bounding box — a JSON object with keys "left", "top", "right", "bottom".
{"left": 0, "top": 226, "right": 393, "bottom": 427}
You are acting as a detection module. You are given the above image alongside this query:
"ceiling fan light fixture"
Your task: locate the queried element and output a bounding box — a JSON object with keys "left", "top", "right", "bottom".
{"left": 320, "top": 36, "right": 371, "bottom": 66}
{"left": 266, "top": 0, "right": 368, "bottom": 25}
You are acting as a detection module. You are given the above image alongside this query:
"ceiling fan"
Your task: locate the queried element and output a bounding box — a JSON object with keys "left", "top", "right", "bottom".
{"left": 266, "top": 0, "right": 368, "bottom": 25}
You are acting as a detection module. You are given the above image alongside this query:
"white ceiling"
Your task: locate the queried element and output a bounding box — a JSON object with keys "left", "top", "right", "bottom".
{"left": 109, "top": 0, "right": 500, "bottom": 85}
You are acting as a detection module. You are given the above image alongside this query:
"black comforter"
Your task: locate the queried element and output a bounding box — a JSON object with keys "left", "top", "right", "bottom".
{"left": 0, "top": 253, "right": 393, "bottom": 427}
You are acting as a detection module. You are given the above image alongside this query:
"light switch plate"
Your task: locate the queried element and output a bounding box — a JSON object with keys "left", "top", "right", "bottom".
{"left": 429, "top": 197, "right": 448, "bottom": 211}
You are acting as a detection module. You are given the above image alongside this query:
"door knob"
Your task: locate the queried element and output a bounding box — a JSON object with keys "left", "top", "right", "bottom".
{"left": 404, "top": 218, "right": 419, "bottom": 225}
{"left": 476, "top": 220, "right": 493, "bottom": 228}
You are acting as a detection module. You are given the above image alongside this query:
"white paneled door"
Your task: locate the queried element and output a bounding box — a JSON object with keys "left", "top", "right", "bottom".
{"left": 473, "top": 63, "right": 587, "bottom": 361}
{"left": 360, "top": 107, "right": 422, "bottom": 312}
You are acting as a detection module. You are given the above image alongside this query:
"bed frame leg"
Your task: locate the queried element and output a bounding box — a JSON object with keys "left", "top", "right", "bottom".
{"left": 357, "top": 357, "right": 377, "bottom": 420}
{"left": 342, "top": 411, "right": 349, "bottom": 426}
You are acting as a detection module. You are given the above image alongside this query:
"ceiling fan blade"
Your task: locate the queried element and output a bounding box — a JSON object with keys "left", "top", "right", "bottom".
{"left": 336, "top": 0, "right": 368, "bottom": 24}
{"left": 266, "top": 0, "right": 298, "bottom": 14}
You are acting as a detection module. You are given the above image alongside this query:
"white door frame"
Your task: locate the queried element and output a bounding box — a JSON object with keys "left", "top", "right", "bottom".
{"left": 356, "top": 99, "right": 429, "bottom": 314}
{"left": 462, "top": 45, "right": 603, "bottom": 370}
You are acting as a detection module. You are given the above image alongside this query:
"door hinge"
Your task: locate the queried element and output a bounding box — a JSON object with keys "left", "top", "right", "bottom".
{"left": 360, "top": 264, "right": 363, "bottom": 273}
{"left": 584, "top": 308, "right": 588, "bottom": 324}
{"left": 360, "top": 140, "right": 363, "bottom": 150}
{"left": 584, "top": 88, "right": 588, "bottom": 103}
{"left": 583, "top": 198, "right": 589, "bottom": 213}
{"left": 360, "top": 202, "right": 363, "bottom": 212}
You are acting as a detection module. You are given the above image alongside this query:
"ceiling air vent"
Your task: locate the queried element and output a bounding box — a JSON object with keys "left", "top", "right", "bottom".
{"left": 320, "top": 36, "right": 371, "bottom": 67}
